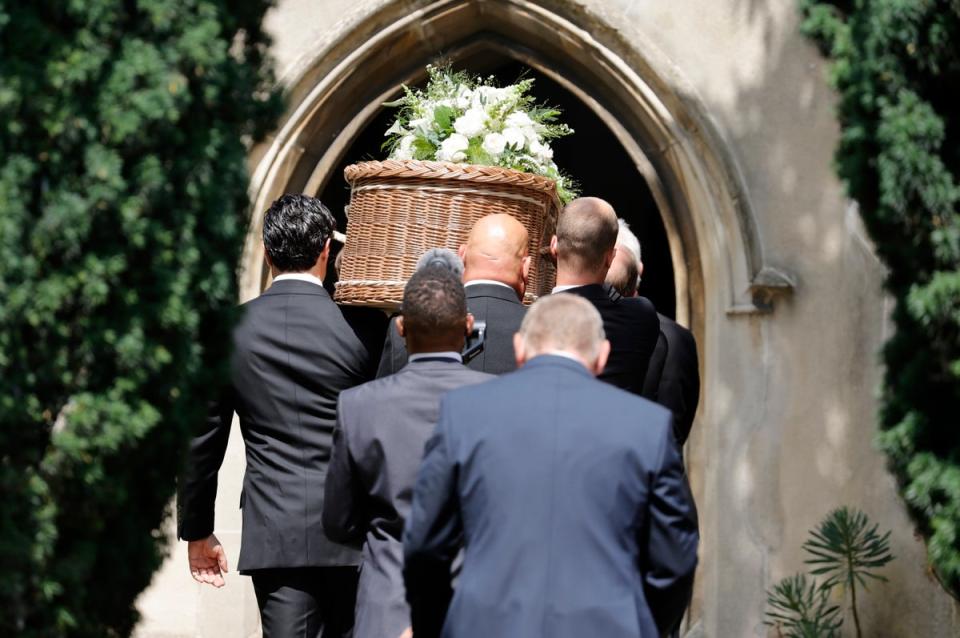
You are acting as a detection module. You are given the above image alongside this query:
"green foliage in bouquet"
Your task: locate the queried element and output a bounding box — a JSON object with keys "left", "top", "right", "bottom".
{"left": 0, "top": 1, "right": 281, "bottom": 634}
{"left": 383, "top": 65, "right": 579, "bottom": 203}
{"left": 798, "top": 0, "right": 960, "bottom": 597}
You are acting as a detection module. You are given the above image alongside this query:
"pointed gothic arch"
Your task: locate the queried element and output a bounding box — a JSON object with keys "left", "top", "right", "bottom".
{"left": 242, "top": 2, "right": 795, "bottom": 631}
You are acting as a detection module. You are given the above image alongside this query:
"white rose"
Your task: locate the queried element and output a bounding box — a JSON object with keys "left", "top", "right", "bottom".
{"left": 453, "top": 108, "right": 488, "bottom": 138}
{"left": 393, "top": 135, "right": 415, "bottom": 160}
{"left": 482, "top": 132, "right": 506, "bottom": 157}
{"left": 529, "top": 140, "right": 554, "bottom": 161}
{"left": 502, "top": 127, "right": 527, "bottom": 150}
{"left": 437, "top": 133, "right": 469, "bottom": 162}
{"left": 455, "top": 85, "right": 473, "bottom": 109}
{"left": 523, "top": 126, "right": 541, "bottom": 145}
{"left": 505, "top": 111, "right": 534, "bottom": 129}
{"left": 477, "top": 86, "right": 509, "bottom": 105}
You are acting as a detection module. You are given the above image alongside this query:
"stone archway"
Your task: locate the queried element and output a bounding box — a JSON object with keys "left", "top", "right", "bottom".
{"left": 243, "top": 0, "right": 795, "bottom": 632}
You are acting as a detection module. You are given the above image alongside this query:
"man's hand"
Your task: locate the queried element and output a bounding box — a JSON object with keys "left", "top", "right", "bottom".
{"left": 188, "top": 534, "right": 229, "bottom": 588}
{"left": 398, "top": 628, "right": 413, "bottom": 638}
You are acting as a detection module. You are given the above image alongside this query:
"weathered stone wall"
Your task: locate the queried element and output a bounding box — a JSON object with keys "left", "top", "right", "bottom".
{"left": 135, "top": 1, "right": 960, "bottom": 636}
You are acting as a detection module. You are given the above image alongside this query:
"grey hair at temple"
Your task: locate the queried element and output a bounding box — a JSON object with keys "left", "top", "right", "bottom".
{"left": 616, "top": 218, "right": 641, "bottom": 263}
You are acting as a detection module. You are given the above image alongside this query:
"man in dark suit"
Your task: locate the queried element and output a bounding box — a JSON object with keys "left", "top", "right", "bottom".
{"left": 323, "top": 267, "right": 492, "bottom": 638}
{"left": 403, "top": 294, "right": 699, "bottom": 638}
{"left": 606, "top": 220, "right": 701, "bottom": 447}
{"left": 178, "top": 194, "right": 377, "bottom": 637}
{"left": 549, "top": 197, "right": 659, "bottom": 394}
{"left": 377, "top": 213, "right": 529, "bottom": 376}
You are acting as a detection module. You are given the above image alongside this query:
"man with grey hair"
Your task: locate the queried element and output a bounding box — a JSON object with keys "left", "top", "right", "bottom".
{"left": 403, "top": 294, "right": 699, "bottom": 638}
{"left": 550, "top": 197, "right": 659, "bottom": 395}
{"left": 606, "top": 219, "right": 701, "bottom": 448}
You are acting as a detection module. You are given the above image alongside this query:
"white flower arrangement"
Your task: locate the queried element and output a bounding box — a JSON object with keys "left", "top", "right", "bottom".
{"left": 382, "top": 66, "right": 578, "bottom": 203}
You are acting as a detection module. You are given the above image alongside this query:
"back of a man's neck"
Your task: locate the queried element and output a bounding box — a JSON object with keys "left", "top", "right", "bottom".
{"left": 555, "top": 264, "right": 606, "bottom": 288}
{"left": 407, "top": 344, "right": 464, "bottom": 356}
{"left": 272, "top": 269, "right": 325, "bottom": 281}
{"left": 464, "top": 272, "right": 517, "bottom": 289}
{"left": 554, "top": 276, "right": 603, "bottom": 288}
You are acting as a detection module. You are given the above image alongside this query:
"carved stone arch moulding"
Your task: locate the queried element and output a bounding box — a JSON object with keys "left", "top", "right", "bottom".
{"left": 243, "top": 0, "right": 794, "bottom": 323}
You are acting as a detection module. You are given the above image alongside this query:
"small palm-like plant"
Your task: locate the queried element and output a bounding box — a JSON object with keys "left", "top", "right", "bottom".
{"left": 803, "top": 507, "right": 895, "bottom": 638}
{"left": 765, "top": 573, "right": 842, "bottom": 638}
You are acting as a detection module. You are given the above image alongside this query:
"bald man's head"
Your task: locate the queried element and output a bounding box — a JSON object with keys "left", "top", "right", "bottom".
{"left": 552, "top": 197, "right": 619, "bottom": 282}
{"left": 459, "top": 214, "right": 530, "bottom": 297}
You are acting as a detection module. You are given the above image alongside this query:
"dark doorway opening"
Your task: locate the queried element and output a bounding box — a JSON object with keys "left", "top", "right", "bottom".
{"left": 318, "top": 57, "right": 676, "bottom": 318}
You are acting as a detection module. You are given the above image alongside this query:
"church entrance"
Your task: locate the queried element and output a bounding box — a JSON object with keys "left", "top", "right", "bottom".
{"left": 242, "top": 3, "right": 783, "bottom": 633}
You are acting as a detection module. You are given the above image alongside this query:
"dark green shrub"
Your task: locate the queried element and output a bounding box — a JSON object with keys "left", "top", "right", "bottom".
{"left": 0, "top": 1, "right": 282, "bottom": 634}
{"left": 798, "top": 0, "right": 960, "bottom": 596}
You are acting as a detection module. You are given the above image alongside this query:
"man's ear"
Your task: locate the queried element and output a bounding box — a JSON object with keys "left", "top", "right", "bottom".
{"left": 458, "top": 244, "right": 467, "bottom": 259}
{"left": 263, "top": 243, "right": 274, "bottom": 269}
{"left": 513, "top": 333, "right": 527, "bottom": 368}
{"left": 520, "top": 255, "right": 532, "bottom": 284}
{"left": 396, "top": 315, "right": 406, "bottom": 339}
{"left": 604, "top": 245, "right": 617, "bottom": 271}
{"left": 593, "top": 339, "right": 611, "bottom": 377}
{"left": 320, "top": 238, "right": 332, "bottom": 265}
{"left": 549, "top": 235, "right": 559, "bottom": 263}
{"left": 465, "top": 312, "right": 475, "bottom": 335}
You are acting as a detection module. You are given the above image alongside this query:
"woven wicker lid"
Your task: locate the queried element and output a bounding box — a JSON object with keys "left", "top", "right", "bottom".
{"left": 345, "top": 159, "right": 562, "bottom": 203}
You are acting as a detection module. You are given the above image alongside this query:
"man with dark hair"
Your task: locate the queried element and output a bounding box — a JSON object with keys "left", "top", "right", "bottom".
{"left": 323, "top": 266, "right": 492, "bottom": 638}
{"left": 403, "top": 294, "right": 698, "bottom": 638}
{"left": 178, "top": 194, "right": 377, "bottom": 637}
{"left": 607, "top": 220, "right": 701, "bottom": 448}
{"left": 549, "top": 197, "right": 660, "bottom": 395}
{"left": 378, "top": 214, "right": 529, "bottom": 376}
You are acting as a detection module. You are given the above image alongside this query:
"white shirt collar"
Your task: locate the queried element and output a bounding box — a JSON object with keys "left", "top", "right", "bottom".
{"left": 551, "top": 284, "right": 581, "bottom": 293}
{"left": 408, "top": 351, "right": 463, "bottom": 363}
{"left": 273, "top": 273, "right": 324, "bottom": 287}
{"left": 465, "top": 279, "right": 515, "bottom": 291}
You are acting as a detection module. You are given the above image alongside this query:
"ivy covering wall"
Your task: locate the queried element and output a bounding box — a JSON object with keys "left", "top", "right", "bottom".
{"left": 0, "top": 1, "right": 281, "bottom": 634}
{"left": 799, "top": 0, "right": 960, "bottom": 596}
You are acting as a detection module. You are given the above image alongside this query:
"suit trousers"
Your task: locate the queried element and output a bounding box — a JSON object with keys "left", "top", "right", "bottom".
{"left": 251, "top": 566, "right": 359, "bottom": 638}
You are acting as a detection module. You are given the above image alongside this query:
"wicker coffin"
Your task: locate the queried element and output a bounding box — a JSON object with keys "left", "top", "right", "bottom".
{"left": 334, "top": 159, "right": 561, "bottom": 309}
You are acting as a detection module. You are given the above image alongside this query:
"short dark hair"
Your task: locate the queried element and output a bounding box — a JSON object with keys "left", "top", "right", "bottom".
{"left": 557, "top": 197, "right": 619, "bottom": 272}
{"left": 263, "top": 194, "right": 335, "bottom": 273}
{"left": 401, "top": 266, "right": 467, "bottom": 338}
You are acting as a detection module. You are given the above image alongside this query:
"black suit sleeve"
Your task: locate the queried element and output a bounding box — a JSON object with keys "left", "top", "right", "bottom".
{"left": 340, "top": 305, "right": 389, "bottom": 379}
{"left": 641, "top": 329, "right": 668, "bottom": 399}
{"left": 376, "top": 315, "right": 407, "bottom": 378}
{"left": 177, "top": 388, "right": 235, "bottom": 541}
{"left": 403, "top": 401, "right": 461, "bottom": 638}
{"left": 322, "top": 399, "right": 366, "bottom": 547}
{"left": 639, "top": 417, "right": 699, "bottom": 634}
{"left": 657, "top": 324, "right": 701, "bottom": 447}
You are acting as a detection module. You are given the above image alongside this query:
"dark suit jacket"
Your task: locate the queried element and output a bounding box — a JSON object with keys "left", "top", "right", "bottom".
{"left": 403, "top": 355, "right": 699, "bottom": 638}
{"left": 561, "top": 284, "right": 660, "bottom": 395}
{"left": 340, "top": 305, "right": 390, "bottom": 377}
{"left": 642, "top": 313, "right": 701, "bottom": 447}
{"left": 323, "top": 358, "right": 492, "bottom": 638}
{"left": 377, "top": 282, "right": 526, "bottom": 377}
{"left": 178, "top": 279, "right": 377, "bottom": 571}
